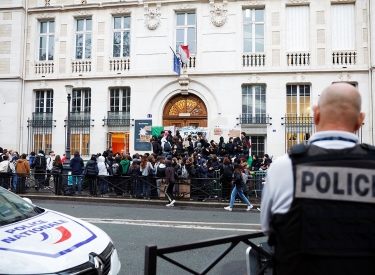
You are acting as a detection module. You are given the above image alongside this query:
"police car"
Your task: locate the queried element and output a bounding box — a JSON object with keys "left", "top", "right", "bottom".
{"left": 0, "top": 187, "right": 121, "bottom": 275}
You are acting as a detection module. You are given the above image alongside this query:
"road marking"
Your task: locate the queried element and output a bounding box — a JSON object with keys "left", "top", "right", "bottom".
{"left": 81, "top": 218, "right": 262, "bottom": 232}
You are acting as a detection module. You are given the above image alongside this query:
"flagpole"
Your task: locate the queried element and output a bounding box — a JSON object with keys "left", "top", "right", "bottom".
{"left": 169, "top": 46, "right": 176, "bottom": 56}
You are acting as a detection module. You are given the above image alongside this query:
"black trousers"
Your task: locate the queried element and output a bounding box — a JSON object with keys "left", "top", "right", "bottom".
{"left": 165, "top": 181, "right": 175, "bottom": 203}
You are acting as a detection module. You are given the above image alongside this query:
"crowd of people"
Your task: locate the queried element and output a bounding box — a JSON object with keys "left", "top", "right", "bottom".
{"left": 0, "top": 131, "right": 272, "bottom": 208}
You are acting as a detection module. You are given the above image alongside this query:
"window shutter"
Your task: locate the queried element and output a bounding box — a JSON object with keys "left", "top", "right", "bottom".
{"left": 331, "top": 4, "right": 355, "bottom": 51}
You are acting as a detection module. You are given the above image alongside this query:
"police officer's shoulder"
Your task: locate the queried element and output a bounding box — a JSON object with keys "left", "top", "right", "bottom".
{"left": 288, "top": 144, "right": 308, "bottom": 157}
{"left": 360, "top": 143, "right": 375, "bottom": 153}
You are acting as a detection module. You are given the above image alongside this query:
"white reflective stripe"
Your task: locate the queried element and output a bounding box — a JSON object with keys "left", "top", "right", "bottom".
{"left": 295, "top": 166, "right": 375, "bottom": 204}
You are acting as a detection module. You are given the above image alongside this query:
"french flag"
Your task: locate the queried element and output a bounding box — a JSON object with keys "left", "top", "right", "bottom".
{"left": 179, "top": 45, "right": 190, "bottom": 64}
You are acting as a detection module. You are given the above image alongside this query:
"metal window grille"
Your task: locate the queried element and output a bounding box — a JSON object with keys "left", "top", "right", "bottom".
{"left": 27, "top": 112, "right": 54, "bottom": 154}
{"left": 282, "top": 115, "right": 315, "bottom": 152}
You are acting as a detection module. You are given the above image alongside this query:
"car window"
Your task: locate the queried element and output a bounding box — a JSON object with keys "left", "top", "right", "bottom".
{"left": 0, "top": 187, "right": 44, "bottom": 226}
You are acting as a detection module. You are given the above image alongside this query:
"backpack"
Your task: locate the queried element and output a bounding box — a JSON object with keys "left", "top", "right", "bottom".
{"left": 223, "top": 164, "right": 233, "bottom": 177}
{"left": 112, "top": 163, "right": 121, "bottom": 176}
{"left": 34, "top": 155, "right": 46, "bottom": 169}
{"left": 180, "top": 166, "right": 189, "bottom": 179}
{"left": 164, "top": 142, "right": 171, "bottom": 152}
{"left": 51, "top": 166, "right": 61, "bottom": 174}
{"left": 241, "top": 172, "right": 249, "bottom": 192}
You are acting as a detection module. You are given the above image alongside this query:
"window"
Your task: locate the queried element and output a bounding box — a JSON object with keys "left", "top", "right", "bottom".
{"left": 113, "top": 16, "right": 131, "bottom": 57}
{"left": 331, "top": 4, "right": 355, "bottom": 50}
{"left": 72, "top": 89, "right": 91, "bottom": 113}
{"left": 110, "top": 87, "right": 131, "bottom": 112}
{"left": 242, "top": 85, "right": 266, "bottom": 123}
{"left": 243, "top": 8, "right": 264, "bottom": 52}
{"left": 35, "top": 90, "right": 53, "bottom": 113}
{"left": 285, "top": 85, "right": 312, "bottom": 150}
{"left": 250, "top": 136, "right": 265, "bottom": 158}
{"left": 75, "top": 18, "right": 92, "bottom": 59}
{"left": 286, "top": 6, "right": 309, "bottom": 52}
{"left": 175, "top": 12, "right": 196, "bottom": 54}
{"left": 38, "top": 21, "right": 54, "bottom": 61}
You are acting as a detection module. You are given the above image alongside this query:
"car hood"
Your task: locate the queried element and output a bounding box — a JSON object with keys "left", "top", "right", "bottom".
{"left": 0, "top": 209, "right": 111, "bottom": 274}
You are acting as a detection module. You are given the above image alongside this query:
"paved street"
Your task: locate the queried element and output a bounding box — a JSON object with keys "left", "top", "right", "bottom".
{"left": 33, "top": 199, "right": 265, "bottom": 275}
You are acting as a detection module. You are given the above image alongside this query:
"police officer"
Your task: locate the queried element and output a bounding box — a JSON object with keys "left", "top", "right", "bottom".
{"left": 260, "top": 83, "right": 375, "bottom": 274}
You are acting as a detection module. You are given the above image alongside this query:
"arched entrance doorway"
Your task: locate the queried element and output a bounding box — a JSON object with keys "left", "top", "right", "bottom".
{"left": 163, "top": 94, "right": 207, "bottom": 127}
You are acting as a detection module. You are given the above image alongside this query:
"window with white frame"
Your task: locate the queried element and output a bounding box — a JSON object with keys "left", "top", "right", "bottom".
{"left": 286, "top": 6, "right": 309, "bottom": 52}
{"left": 175, "top": 12, "right": 196, "bottom": 54}
{"left": 243, "top": 8, "right": 264, "bottom": 52}
{"left": 113, "top": 16, "right": 131, "bottom": 57}
{"left": 110, "top": 87, "right": 131, "bottom": 112}
{"left": 75, "top": 18, "right": 92, "bottom": 59}
{"left": 38, "top": 21, "right": 54, "bottom": 61}
{"left": 35, "top": 90, "right": 53, "bottom": 113}
{"left": 286, "top": 85, "right": 310, "bottom": 117}
{"left": 242, "top": 85, "right": 266, "bottom": 123}
{"left": 72, "top": 89, "right": 91, "bottom": 113}
{"left": 331, "top": 4, "right": 355, "bottom": 50}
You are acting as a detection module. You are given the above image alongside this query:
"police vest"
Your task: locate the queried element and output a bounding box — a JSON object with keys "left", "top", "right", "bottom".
{"left": 269, "top": 144, "right": 375, "bottom": 275}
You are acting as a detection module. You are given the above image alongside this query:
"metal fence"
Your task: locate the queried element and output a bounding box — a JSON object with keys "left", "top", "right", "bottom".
{"left": 0, "top": 171, "right": 266, "bottom": 201}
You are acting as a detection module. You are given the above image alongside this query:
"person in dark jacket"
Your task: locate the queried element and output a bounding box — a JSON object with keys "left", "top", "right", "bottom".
{"left": 220, "top": 157, "right": 233, "bottom": 200}
{"left": 84, "top": 155, "right": 99, "bottom": 196}
{"left": 165, "top": 160, "right": 176, "bottom": 206}
{"left": 130, "top": 159, "right": 141, "bottom": 198}
{"left": 251, "top": 155, "right": 261, "bottom": 171}
{"left": 32, "top": 150, "right": 47, "bottom": 191}
{"left": 69, "top": 151, "right": 85, "bottom": 195}
{"left": 52, "top": 155, "right": 64, "bottom": 195}
{"left": 224, "top": 164, "right": 253, "bottom": 212}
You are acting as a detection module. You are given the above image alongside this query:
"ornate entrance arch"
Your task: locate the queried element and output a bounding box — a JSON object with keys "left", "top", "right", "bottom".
{"left": 163, "top": 94, "right": 207, "bottom": 127}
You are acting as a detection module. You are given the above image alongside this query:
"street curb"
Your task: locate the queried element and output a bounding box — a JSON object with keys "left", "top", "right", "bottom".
{"left": 24, "top": 194, "right": 261, "bottom": 208}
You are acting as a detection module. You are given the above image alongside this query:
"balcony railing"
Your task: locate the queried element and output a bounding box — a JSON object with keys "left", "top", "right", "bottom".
{"left": 287, "top": 52, "right": 310, "bottom": 66}
{"left": 67, "top": 112, "right": 93, "bottom": 127}
{"left": 35, "top": 62, "right": 54, "bottom": 74}
{"left": 29, "top": 112, "right": 54, "bottom": 127}
{"left": 71, "top": 60, "right": 91, "bottom": 73}
{"left": 332, "top": 51, "right": 356, "bottom": 65}
{"left": 239, "top": 114, "right": 271, "bottom": 125}
{"left": 242, "top": 53, "right": 266, "bottom": 67}
{"left": 103, "top": 111, "right": 131, "bottom": 127}
{"left": 182, "top": 56, "right": 196, "bottom": 69}
{"left": 109, "top": 58, "right": 130, "bottom": 72}
{"left": 281, "top": 115, "right": 314, "bottom": 125}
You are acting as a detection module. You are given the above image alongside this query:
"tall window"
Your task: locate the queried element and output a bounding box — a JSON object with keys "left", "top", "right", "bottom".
{"left": 38, "top": 21, "right": 54, "bottom": 61}
{"left": 242, "top": 85, "right": 266, "bottom": 122}
{"left": 110, "top": 87, "right": 131, "bottom": 112}
{"left": 113, "top": 16, "right": 131, "bottom": 57}
{"left": 331, "top": 4, "right": 355, "bottom": 50}
{"left": 250, "top": 136, "right": 265, "bottom": 158}
{"left": 175, "top": 12, "right": 196, "bottom": 54}
{"left": 243, "top": 8, "right": 264, "bottom": 52}
{"left": 75, "top": 18, "right": 92, "bottom": 59}
{"left": 286, "top": 85, "right": 312, "bottom": 149}
{"left": 286, "top": 6, "right": 309, "bottom": 51}
{"left": 72, "top": 89, "right": 91, "bottom": 113}
{"left": 35, "top": 90, "right": 53, "bottom": 113}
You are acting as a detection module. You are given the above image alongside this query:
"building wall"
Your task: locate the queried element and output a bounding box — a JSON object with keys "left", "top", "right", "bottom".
{"left": 1, "top": 0, "right": 372, "bottom": 159}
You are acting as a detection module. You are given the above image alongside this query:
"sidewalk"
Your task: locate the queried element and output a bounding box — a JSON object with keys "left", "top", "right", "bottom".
{"left": 21, "top": 188, "right": 262, "bottom": 208}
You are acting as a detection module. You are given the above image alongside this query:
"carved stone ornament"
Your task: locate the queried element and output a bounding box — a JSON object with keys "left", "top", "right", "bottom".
{"left": 75, "top": 79, "right": 85, "bottom": 87}
{"left": 288, "top": 0, "right": 309, "bottom": 3}
{"left": 113, "top": 8, "right": 131, "bottom": 14}
{"left": 114, "top": 78, "right": 124, "bottom": 86}
{"left": 74, "top": 10, "right": 93, "bottom": 16}
{"left": 293, "top": 73, "right": 305, "bottom": 82}
{"left": 39, "top": 80, "right": 49, "bottom": 88}
{"left": 338, "top": 72, "right": 351, "bottom": 81}
{"left": 242, "top": 0, "right": 263, "bottom": 6}
{"left": 248, "top": 74, "right": 260, "bottom": 83}
{"left": 210, "top": 0, "right": 228, "bottom": 27}
{"left": 144, "top": 4, "right": 161, "bottom": 30}
{"left": 45, "top": 0, "right": 50, "bottom": 7}
{"left": 179, "top": 74, "right": 190, "bottom": 95}
{"left": 177, "top": 4, "right": 195, "bottom": 10}
{"left": 36, "top": 13, "right": 53, "bottom": 19}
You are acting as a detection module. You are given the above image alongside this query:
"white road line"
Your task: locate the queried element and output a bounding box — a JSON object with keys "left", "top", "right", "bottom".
{"left": 80, "top": 218, "right": 261, "bottom": 226}
{"left": 81, "top": 218, "right": 262, "bottom": 232}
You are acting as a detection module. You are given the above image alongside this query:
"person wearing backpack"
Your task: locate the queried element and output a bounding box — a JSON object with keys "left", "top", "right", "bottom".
{"left": 0, "top": 155, "right": 11, "bottom": 189}
{"left": 32, "top": 150, "right": 47, "bottom": 191}
{"left": 83, "top": 155, "right": 99, "bottom": 196}
{"left": 112, "top": 156, "right": 123, "bottom": 197}
{"left": 224, "top": 164, "right": 253, "bottom": 212}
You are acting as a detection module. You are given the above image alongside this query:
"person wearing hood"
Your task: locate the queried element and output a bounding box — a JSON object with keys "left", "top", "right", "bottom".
{"left": 0, "top": 155, "right": 11, "bottom": 189}
{"left": 84, "top": 155, "right": 99, "bottom": 196}
{"left": 70, "top": 151, "right": 85, "bottom": 195}
{"left": 154, "top": 156, "right": 166, "bottom": 198}
{"left": 97, "top": 156, "right": 109, "bottom": 197}
{"left": 165, "top": 160, "right": 176, "bottom": 207}
{"left": 15, "top": 154, "right": 30, "bottom": 194}
{"left": 120, "top": 155, "right": 131, "bottom": 176}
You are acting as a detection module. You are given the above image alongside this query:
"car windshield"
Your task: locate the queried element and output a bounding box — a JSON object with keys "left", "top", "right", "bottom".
{"left": 0, "top": 187, "right": 44, "bottom": 226}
